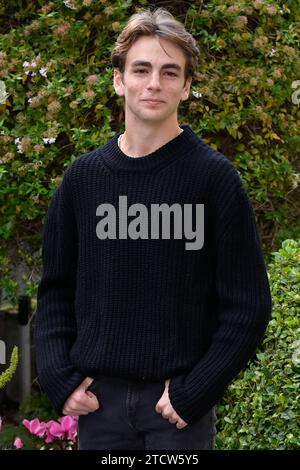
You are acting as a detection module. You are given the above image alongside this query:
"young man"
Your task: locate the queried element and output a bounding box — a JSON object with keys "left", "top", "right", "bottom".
{"left": 35, "top": 8, "right": 272, "bottom": 450}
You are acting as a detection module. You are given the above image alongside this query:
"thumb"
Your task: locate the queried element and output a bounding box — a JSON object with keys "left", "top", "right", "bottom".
{"left": 81, "top": 376, "right": 94, "bottom": 391}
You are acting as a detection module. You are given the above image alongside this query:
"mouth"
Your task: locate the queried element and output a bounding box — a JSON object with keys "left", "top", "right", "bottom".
{"left": 142, "top": 99, "right": 164, "bottom": 104}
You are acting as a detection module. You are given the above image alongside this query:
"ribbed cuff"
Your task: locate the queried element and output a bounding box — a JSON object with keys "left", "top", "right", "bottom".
{"left": 38, "top": 368, "right": 87, "bottom": 416}
{"left": 168, "top": 374, "right": 209, "bottom": 425}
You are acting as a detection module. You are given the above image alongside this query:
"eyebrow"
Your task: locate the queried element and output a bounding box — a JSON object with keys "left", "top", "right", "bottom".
{"left": 130, "top": 60, "right": 182, "bottom": 71}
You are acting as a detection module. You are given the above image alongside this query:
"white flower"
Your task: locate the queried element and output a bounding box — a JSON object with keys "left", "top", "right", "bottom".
{"left": 192, "top": 90, "right": 202, "bottom": 99}
{"left": 268, "top": 48, "right": 276, "bottom": 57}
{"left": 28, "top": 98, "right": 33, "bottom": 104}
{"left": 43, "top": 137, "right": 56, "bottom": 144}
{"left": 24, "top": 70, "right": 36, "bottom": 77}
{"left": 39, "top": 67, "right": 47, "bottom": 77}
{"left": 14, "top": 137, "right": 24, "bottom": 153}
{"left": 63, "top": 0, "right": 77, "bottom": 10}
{"left": 0, "top": 80, "right": 9, "bottom": 104}
{"left": 23, "top": 59, "right": 40, "bottom": 77}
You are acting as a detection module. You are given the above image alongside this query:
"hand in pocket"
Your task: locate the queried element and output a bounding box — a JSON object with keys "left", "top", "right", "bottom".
{"left": 62, "top": 377, "right": 100, "bottom": 416}
{"left": 155, "top": 378, "right": 188, "bottom": 429}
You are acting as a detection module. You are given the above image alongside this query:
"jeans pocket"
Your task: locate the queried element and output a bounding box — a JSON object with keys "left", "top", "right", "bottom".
{"left": 86, "top": 378, "right": 98, "bottom": 393}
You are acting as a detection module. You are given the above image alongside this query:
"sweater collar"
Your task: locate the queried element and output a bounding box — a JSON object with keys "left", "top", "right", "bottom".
{"left": 101, "top": 125, "right": 200, "bottom": 173}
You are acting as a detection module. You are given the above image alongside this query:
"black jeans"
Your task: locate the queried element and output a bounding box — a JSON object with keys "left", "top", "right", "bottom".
{"left": 78, "top": 375, "right": 217, "bottom": 450}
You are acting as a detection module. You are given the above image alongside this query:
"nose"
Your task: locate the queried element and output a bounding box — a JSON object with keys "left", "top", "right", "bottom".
{"left": 146, "top": 71, "right": 162, "bottom": 90}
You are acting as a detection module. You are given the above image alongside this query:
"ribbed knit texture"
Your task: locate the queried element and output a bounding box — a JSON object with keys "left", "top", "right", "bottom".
{"left": 35, "top": 124, "right": 272, "bottom": 424}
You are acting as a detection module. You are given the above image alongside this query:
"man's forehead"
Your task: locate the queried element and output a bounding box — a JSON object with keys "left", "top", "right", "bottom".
{"left": 126, "top": 36, "right": 185, "bottom": 63}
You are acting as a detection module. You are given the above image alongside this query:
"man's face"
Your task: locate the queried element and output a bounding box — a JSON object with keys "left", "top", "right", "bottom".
{"left": 113, "top": 35, "right": 192, "bottom": 125}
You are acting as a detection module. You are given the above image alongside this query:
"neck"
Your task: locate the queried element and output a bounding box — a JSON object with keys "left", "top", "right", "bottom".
{"left": 119, "top": 121, "right": 183, "bottom": 158}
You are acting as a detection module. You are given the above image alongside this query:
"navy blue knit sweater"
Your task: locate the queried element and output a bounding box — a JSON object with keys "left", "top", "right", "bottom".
{"left": 34, "top": 125, "right": 272, "bottom": 424}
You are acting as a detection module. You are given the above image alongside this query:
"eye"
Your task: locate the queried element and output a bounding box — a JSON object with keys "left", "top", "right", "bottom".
{"left": 133, "top": 69, "right": 177, "bottom": 77}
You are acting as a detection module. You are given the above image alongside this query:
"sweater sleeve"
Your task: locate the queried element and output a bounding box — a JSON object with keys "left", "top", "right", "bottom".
{"left": 34, "top": 173, "right": 86, "bottom": 414}
{"left": 168, "top": 158, "right": 272, "bottom": 425}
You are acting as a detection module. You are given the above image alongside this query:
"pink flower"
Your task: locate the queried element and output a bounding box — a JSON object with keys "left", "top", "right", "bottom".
{"left": 44, "top": 423, "right": 56, "bottom": 444}
{"left": 0, "top": 416, "right": 2, "bottom": 432}
{"left": 47, "top": 420, "right": 64, "bottom": 440}
{"left": 58, "top": 416, "right": 78, "bottom": 441}
{"left": 14, "top": 437, "right": 23, "bottom": 449}
{"left": 86, "top": 74, "right": 98, "bottom": 84}
{"left": 22, "top": 415, "right": 78, "bottom": 446}
{"left": 22, "top": 418, "right": 47, "bottom": 438}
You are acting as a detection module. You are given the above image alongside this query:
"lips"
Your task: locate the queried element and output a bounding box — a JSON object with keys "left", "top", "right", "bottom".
{"left": 143, "top": 99, "right": 164, "bottom": 104}
{"left": 143, "top": 99, "right": 164, "bottom": 103}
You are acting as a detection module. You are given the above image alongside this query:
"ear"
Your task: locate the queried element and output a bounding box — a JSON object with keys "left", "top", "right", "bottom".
{"left": 113, "top": 68, "right": 125, "bottom": 97}
{"left": 180, "top": 76, "right": 192, "bottom": 102}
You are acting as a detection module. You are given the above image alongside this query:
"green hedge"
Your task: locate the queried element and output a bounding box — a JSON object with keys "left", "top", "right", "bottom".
{"left": 216, "top": 238, "right": 300, "bottom": 449}
{"left": 0, "top": 0, "right": 299, "bottom": 304}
